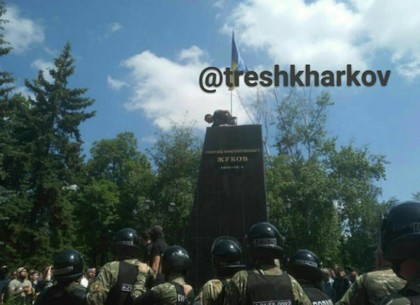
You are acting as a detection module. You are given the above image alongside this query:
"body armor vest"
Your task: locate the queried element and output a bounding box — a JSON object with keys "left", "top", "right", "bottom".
{"left": 40, "top": 284, "right": 85, "bottom": 305}
{"left": 173, "top": 282, "right": 190, "bottom": 305}
{"left": 245, "top": 271, "right": 294, "bottom": 305}
{"left": 302, "top": 287, "right": 333, "bottom": 305}
{"left": 105, "top": 261, "right": 138, "bottom": 305}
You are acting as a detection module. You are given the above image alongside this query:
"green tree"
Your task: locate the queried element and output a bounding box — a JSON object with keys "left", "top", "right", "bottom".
{"left": 262, "top": 89, "right": 387, "bottom": 270}
{"left": 72, "top": 179, "right": 120, "bottom": 265}
{"left": 1, "top": 42, "right": 95, "bottom": 266}
{"left": 0, "top": 0, "right": 14, "bottom": 193}
{"left": 275, "top": 90, "right": 333, "bottom": 161}
{"left": 326, "top": 144, "right": 387, "bottom": 270}
{"left": 87, "top": 132, "right": 154, "bottom": 207}
{"left": 148, "top": 122, "right": 202, "bottom": 245}
{"left": 0, "top": 3, "right": 35, "bottom": 265}
{"left": 266, "top": 154, "right": 341, "bottom": 264}
{"left": 0, "top": 1, "right": 13, "bottom": 97}
{"left": 0, "top": 94, "right": 36, "bottom": 266}
{"left": 76, "top": 132, "right": 155, "bottom": 265}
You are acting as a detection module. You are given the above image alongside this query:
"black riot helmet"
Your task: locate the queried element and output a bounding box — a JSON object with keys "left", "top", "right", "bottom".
{"left": 211, "top": 236, "right": 244, "bottom": 277}
{"left": 381, "top": 201, "right": 420, "bottom": 261}
{"left": 287, "top": 249, "right": 323, "bottom": 283}
{"left": 113, "top": 228, "right": 141, "bottom": 260}
{"left": 53, "top": 249, "right": 84, "bottom": 283}
{"left": 161, "top": 246, "right": 192, "bottom": 278}
{"left": 246, "top": 222, "right": 284, "bottom": 261}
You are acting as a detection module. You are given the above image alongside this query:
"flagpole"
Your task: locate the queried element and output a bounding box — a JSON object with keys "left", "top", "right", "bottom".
{"left": 230, "top": 31, "right": 234, "bottom": 115}
{"left": 230, "top": 90, "right": 233, "bottom": 114}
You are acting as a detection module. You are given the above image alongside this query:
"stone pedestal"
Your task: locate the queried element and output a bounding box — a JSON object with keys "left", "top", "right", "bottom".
{"left": 188, "top": 124, "right": 267, "bottom": 289}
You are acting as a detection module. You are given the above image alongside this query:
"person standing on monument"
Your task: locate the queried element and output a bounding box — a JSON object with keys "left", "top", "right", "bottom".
{"left": 223, "top": 222, "right": 312, "bottom": 305}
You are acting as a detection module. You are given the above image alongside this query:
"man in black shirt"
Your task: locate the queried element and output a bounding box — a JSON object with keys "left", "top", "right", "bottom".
{"left": 149, "top": 225, "right": 168, "bottom": 285}
{"left": 141, "top": 229, "right": 153, "bottom": 264}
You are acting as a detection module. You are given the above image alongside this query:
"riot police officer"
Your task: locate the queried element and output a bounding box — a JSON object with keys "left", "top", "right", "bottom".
{"left": 132, "top": 245, "right": 194, "bottom": 305}
{"left": 223, "top": 222, "right": 312, "bottom": 305}
{"left": 87, "top": 228, "right": 150, "bottom": 305}
{"left": 336, "top": 246, "right": 406, "bottom": 305}
{"left": 379, "top": 201, "right": 420, "bottom": 305}
{"left": 34, "top": 249, "right": 86, "bottom": 305}
{"left": 194, "top": 236, "right": 245, "bottom": 305}
{"left": 287, "top": 249, "right": 333, "bottom": 305}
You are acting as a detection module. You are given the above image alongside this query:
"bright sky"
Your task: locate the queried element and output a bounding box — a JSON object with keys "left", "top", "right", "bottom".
{"left": 2, "top": 0, "right": 419, "bottom": 202}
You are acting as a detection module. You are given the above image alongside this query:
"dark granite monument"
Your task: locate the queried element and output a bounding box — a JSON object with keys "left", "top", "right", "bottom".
{"left": 188, "top": 124, "right": 267, "bottom": 289}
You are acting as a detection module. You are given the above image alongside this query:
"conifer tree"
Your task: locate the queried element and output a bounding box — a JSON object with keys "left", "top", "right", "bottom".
{"left": 20, "top": 42, "right": 95, "bottom": 263}
{"left": 0, "top": 1, "right": 14, "bottom": 176}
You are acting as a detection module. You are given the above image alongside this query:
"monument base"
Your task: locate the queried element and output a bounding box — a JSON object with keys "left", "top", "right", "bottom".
{"left": 188, "top": 124, "right": 267, "bottom": 289}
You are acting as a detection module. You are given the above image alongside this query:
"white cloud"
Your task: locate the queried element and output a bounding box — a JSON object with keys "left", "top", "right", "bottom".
{"left": 100, "top": 22, "right": 123, "bottom": 41}
{"left": 13, "top": 86, "right": 35, "bottom": 101}
{"left": 224, "top": 0, "right": 366, "bottom": 71}
{"left": 121, "top": 46, "right": 254, "bottom": 130}
{"left": 3, "top": 5, "right": 44, "bottom": 53}
{"left": 223, "top": 0, "right": 420, "bottom": 79}
{"left": 109, "top": 22, "right": 123, "bottom": 33}
{"left": 213, "top": 0, "right": 226, "bottom": 9}
{"left": 356, "top": 0, "right": 420, "bottom": 79}
{"left": 396, "top": 60, "right": 420, "bottom": 81}
{"left": 140, "top": 135, "right": 157, "bottom": 144}
{"left": 107, "top": 75, "right": 129, "bottom": 91}
{"left": 30, "top": 59, "right": 54, "bottom": 82}
{"left": 178, "top": 45, "right": 205, "bottom": 64}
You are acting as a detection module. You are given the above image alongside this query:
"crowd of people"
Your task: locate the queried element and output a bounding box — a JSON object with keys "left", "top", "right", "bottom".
{"left": 0, "top": 200, "right": 419, "bottom": 305}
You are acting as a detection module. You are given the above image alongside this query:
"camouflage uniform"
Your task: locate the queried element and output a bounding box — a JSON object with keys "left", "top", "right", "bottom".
{"left": 87, "top": 258, "right": 144, "bottom": 305}
{"left": 223, "top": 264, "right": 312, "bottom": 305}
{"left": 194, "top": 278, "right": 231, "bottom": 305}
{"left": 132, "top": 274, "right": 194, "bottom": 305}
{"left": 129, "top": 267, "right": 149, "bottom": 301}
{"left": 336, "top": 268, "right": 406, "bottom": 305}
{"left": 379, "top": 277, "right": 420, "bottom": 305}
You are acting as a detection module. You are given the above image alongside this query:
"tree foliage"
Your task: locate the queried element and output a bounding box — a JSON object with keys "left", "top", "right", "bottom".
{"left": 75, "top": 132, "right": 155, "bottom": 265}
{"left": 148, "top": 122, "right": 202, "bottom": 245}
{"left": 0, "top": 1, "right": 13, "bottom": 95}
{"left": 0, "top": 42, "right": 95, "bottom": 267}
{"left": 261, "top": 89, "right": 387, "bottom": 271}
{"left": 0, "top": 0, "right": 14, "bottom": 202}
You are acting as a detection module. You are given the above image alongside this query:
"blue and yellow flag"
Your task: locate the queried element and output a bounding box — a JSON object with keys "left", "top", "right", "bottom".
{"left": 230, "top": 31, "right": 247, "bottom": 90}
